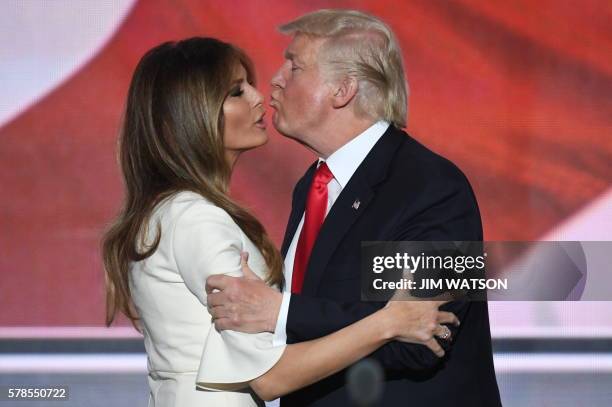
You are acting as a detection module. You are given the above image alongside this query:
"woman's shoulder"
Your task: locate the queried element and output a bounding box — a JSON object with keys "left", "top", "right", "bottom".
{"left": 163, "top": 191, "right": 239, "bottom": 231}
{"left": 170, "top": 190, "right": 211, "bottom": 206}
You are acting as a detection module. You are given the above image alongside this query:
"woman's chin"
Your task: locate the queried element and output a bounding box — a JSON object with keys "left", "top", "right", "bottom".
{"left": 252, "top": 131, "right": 269, "bottom": 148}
{"left": 225, "top": 140, "right": 268, "bottom": 161}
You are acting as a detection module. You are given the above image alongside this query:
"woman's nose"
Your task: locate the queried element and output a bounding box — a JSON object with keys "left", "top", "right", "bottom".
{"left": 270, "top": 66, "right": 286, "bottom": 89}
{"left": 252, "top": 89, "right": 264, "bottom": 106}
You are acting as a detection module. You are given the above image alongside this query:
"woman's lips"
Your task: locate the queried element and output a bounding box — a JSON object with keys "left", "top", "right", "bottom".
{"left": 255, "top": 115, "right": 266, "bottom": 129}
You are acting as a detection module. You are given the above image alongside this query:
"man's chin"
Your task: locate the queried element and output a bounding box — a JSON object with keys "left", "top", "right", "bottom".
{"left": 272, "top": 118, "right": 290, "bottom": 138}
{"left": 272, "top": 116, "right": 305, "bottom": 144}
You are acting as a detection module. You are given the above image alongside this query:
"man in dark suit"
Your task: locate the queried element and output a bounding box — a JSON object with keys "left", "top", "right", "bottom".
{"left": 207, "top": 9, "right": 501, "bottom": 407}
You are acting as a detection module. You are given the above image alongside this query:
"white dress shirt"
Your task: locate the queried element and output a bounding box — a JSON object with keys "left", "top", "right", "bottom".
{"left": 265, "top": 120, "right": 389, "bottom": 406}
{"left": 266, "top": 120, "right": 389, "bottom": 407}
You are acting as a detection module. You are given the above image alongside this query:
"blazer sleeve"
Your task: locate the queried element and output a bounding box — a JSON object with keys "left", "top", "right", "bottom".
{"left": 171, "top": 200, "right": 286, "bottom": 390}
{"left": 286, "top": 168, "right": 481, "bottom": 372}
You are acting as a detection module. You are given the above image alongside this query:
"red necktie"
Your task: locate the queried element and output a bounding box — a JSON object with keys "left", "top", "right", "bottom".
{"left": 291, "top": 162, "right": 334, "bottom": 294}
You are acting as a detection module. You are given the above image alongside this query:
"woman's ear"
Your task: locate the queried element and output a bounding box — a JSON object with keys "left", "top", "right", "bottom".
{"left": 331, "top": 76, "right": 358, "bottom": 109}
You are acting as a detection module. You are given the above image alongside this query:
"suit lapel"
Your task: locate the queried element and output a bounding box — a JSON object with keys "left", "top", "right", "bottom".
{"left": 281, "top": 161, "right": 317, "bottom": 258}
{"left": 301, "top": 127, "right": 405, "bottom": 295}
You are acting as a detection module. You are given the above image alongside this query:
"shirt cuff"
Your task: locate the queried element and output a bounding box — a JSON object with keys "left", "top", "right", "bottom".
{"left": 272, "top": 292, "right": 291, "bottom": 346}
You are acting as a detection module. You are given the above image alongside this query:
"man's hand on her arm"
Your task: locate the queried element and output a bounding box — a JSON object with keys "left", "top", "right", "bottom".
{"left": 205, "top": 252, "right": 282, "bottom": 334}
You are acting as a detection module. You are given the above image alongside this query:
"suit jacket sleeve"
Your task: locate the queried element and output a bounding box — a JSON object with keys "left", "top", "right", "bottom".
{"left": 286, "top": 165, "right": 482, "bottom": 372}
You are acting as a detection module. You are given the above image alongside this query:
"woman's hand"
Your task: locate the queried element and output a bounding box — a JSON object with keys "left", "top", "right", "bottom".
{"left": 383, "top": 300, "right": 460, "bottom": 357}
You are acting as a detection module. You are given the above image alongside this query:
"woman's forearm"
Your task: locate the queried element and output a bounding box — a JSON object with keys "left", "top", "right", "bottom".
{"left": 250, "top": 307, "right": 395, "bottom": 401}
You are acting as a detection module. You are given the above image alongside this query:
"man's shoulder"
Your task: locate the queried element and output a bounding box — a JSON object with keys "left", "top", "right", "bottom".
{"left": 388, "top": 128, "right": 469, "bottom": 187}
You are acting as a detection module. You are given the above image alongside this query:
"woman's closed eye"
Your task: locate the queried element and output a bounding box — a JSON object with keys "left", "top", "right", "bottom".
{"left": 229, "top": 86, "right": 244, "bottom": 97}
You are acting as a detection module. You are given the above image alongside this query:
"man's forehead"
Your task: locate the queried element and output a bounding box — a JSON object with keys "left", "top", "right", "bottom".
{"left": 284, "top": 34, "right": 323, "bottom": 63}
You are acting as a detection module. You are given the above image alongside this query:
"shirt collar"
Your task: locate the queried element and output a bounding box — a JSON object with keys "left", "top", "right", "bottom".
{"left": 320, "top": 120, "right": 390, "bottom": 188}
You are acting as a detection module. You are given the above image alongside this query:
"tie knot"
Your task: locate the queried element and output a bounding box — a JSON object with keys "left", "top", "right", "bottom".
{"left": 314, "top": 162, "right": 334, "bottom": 185}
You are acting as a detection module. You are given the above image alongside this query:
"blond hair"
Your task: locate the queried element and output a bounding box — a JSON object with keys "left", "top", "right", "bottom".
{"left": 280, "top": 9, "right": 408, "bottom": 128}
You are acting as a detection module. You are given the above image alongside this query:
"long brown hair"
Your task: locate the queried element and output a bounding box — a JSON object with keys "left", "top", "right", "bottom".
{"left": 102, "top": 37, "right": 284, "bottom": 328}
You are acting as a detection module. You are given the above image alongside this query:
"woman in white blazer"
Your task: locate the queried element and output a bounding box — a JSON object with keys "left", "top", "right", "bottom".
{"left": 102, "top": 37, "right": 457, "bottom": 407}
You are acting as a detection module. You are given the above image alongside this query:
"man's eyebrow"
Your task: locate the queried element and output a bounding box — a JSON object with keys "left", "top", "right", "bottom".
{"left": 284, "top": 50, "right": 303, "bottom": 65}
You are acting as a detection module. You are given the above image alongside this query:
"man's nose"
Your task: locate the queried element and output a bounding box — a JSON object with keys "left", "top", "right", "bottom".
{"left": 270, "top": 68, "right": 285, "bottom": 89}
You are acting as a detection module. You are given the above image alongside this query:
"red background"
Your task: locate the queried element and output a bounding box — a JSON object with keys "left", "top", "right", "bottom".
{"left": 1, "top": 0, "right": 610, "bottom": 325}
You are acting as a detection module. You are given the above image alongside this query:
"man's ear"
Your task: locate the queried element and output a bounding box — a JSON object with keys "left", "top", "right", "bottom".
{"left": 331, "top": 76, "right": 358, "bottom": 109}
